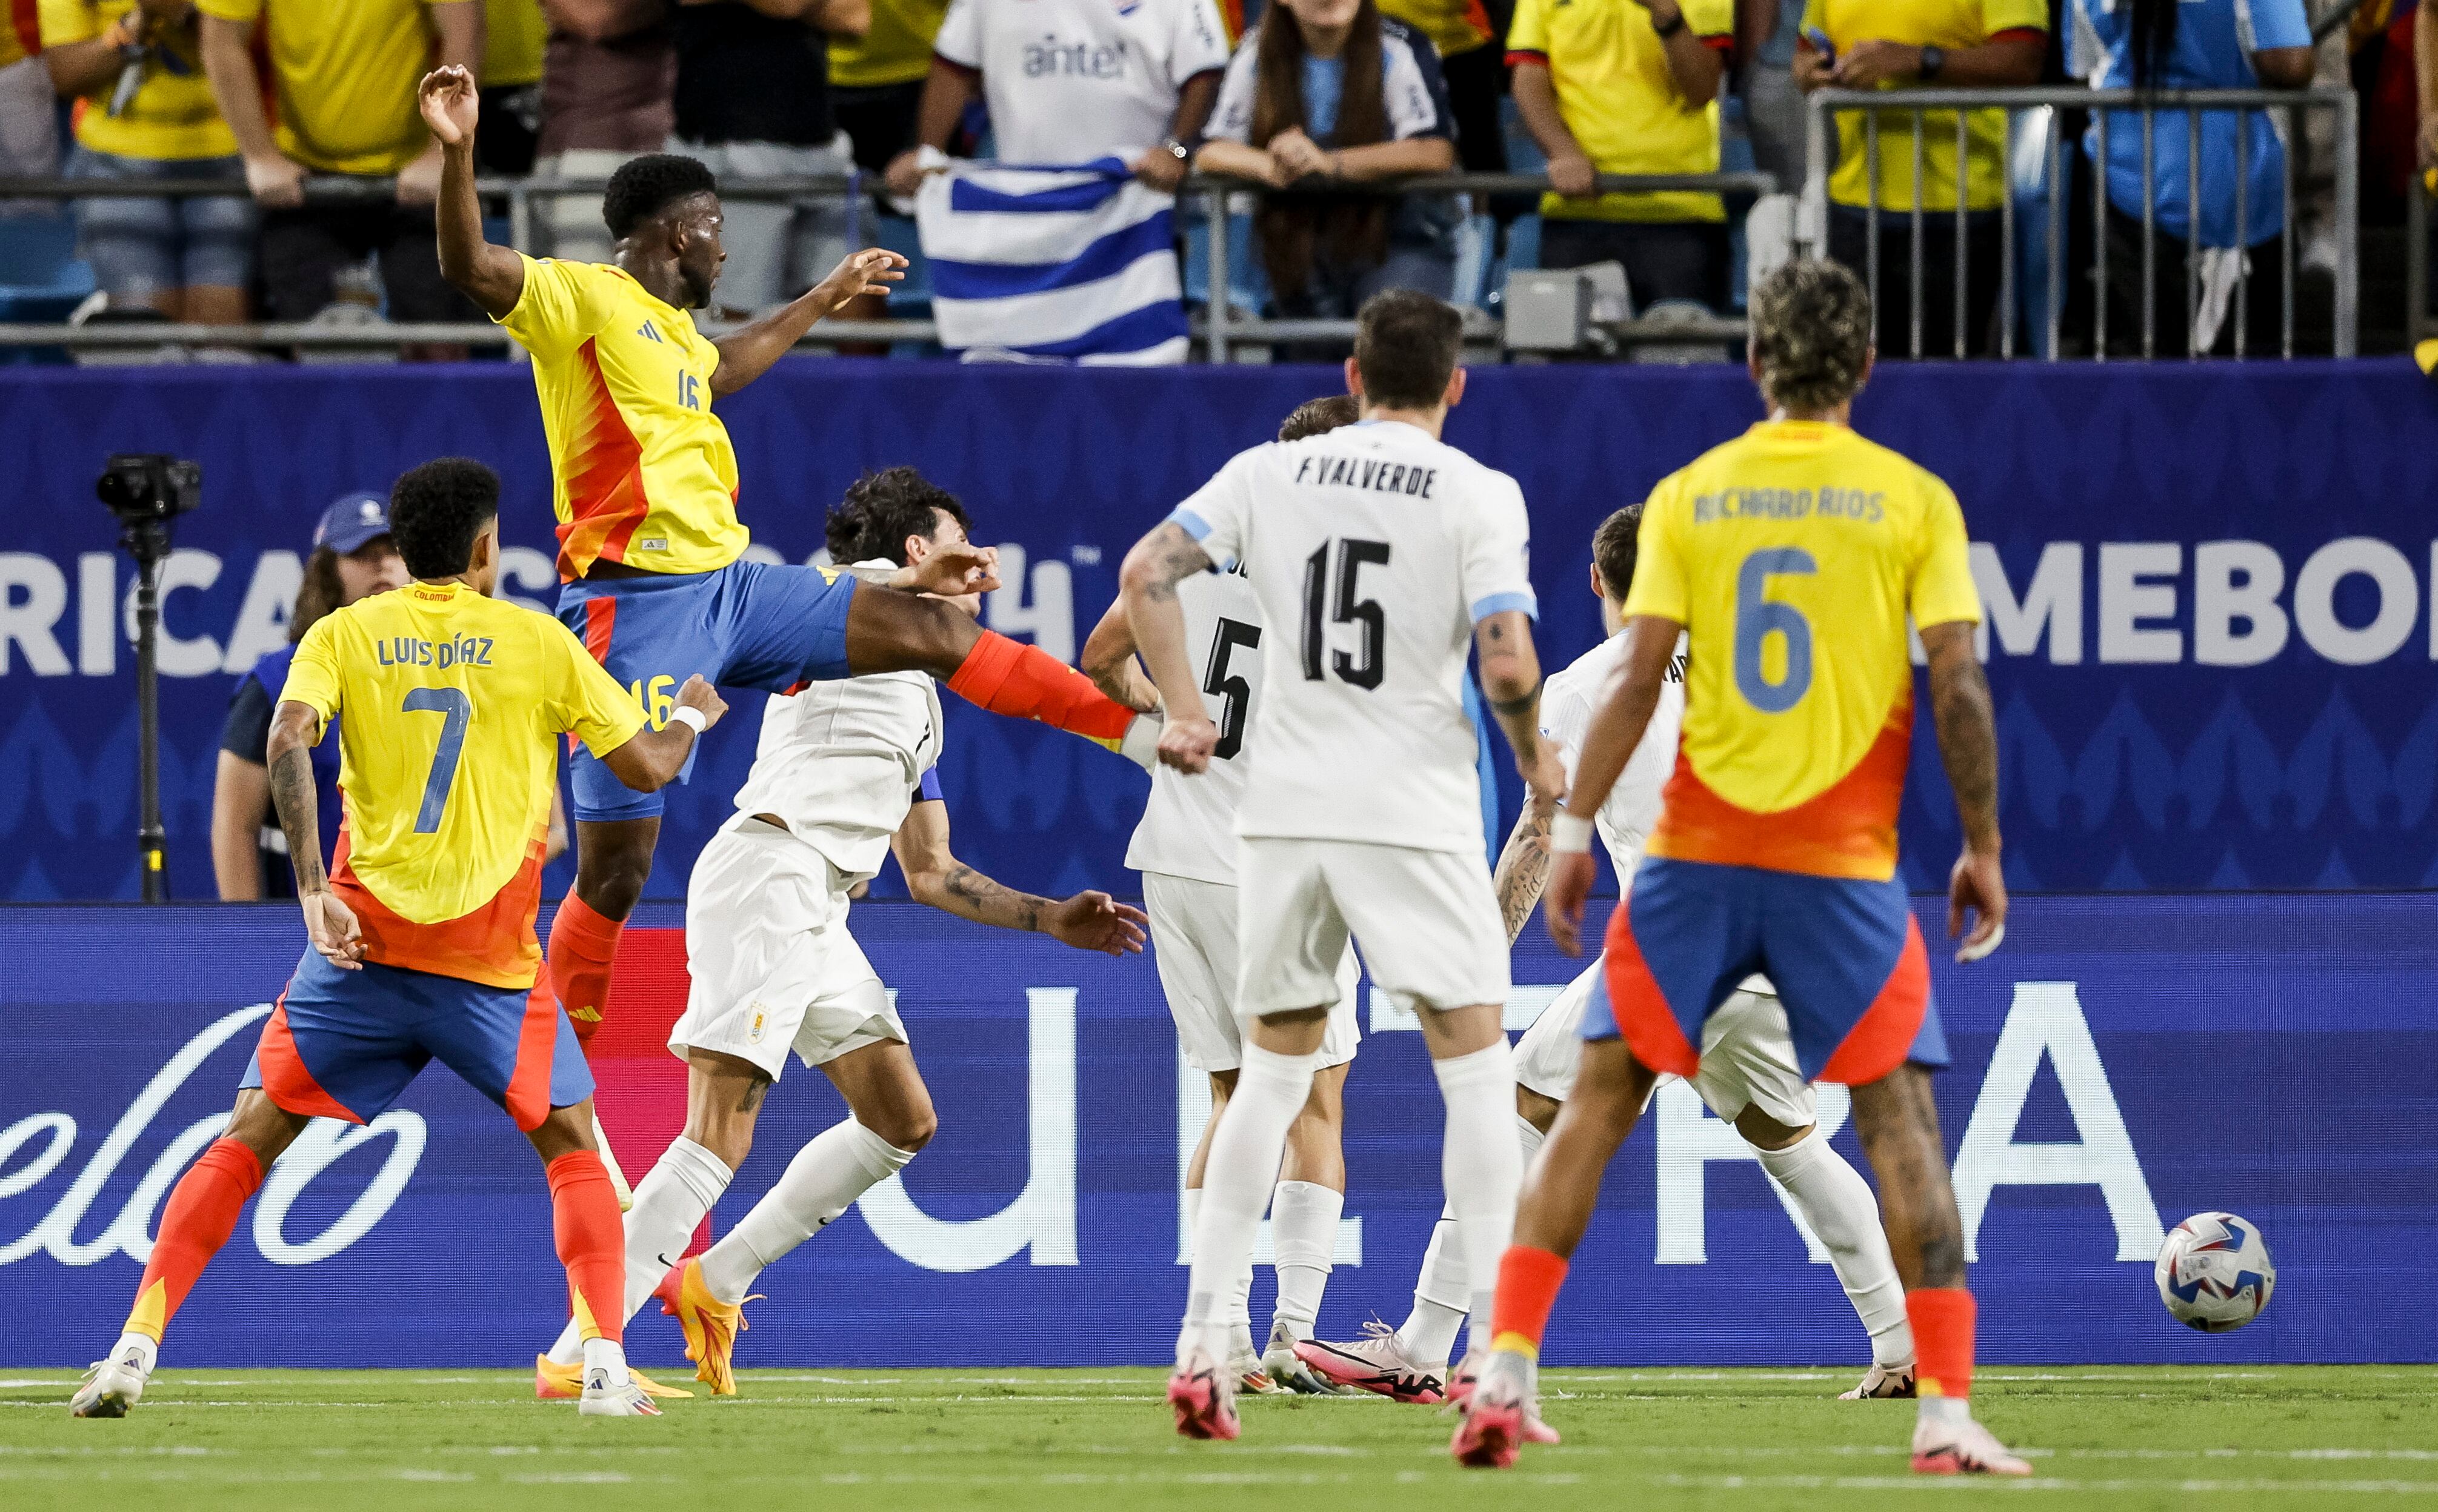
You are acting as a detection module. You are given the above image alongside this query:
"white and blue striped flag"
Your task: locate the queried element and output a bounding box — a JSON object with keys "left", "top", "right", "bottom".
{"left": 915, "top": 158, "right": 1189, "bottom": 365}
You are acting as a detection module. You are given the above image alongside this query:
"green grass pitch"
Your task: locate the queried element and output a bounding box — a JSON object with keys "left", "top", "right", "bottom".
{"left": 4, "top": 1367, "right": 2433, "bottom": 1510}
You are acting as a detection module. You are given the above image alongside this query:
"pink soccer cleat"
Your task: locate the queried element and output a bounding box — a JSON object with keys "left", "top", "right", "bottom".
{"left": 1292, "top": 1321, "right": 1445, "bottom": 1405}
{"left": 1449, "top": 1351, "right": 1546, "bottom": 1468}
{"left": 1168, "top": 1350, "right": 1241, "bottom": 1442}
{"left": 1910, "top": 1413, "right": 2033, "bottom": 1476}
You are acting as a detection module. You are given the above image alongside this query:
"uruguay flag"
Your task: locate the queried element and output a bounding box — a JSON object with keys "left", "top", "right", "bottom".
{"left": 915, "top": 158, "right": 1190, "bottom": 365}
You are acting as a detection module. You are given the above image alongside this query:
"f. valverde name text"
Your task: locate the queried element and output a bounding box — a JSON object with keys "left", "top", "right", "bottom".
{"left": 1293, "top": 455, "right": 1439, "bottom": 499}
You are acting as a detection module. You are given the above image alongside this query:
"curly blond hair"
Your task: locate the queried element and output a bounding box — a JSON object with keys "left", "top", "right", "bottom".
{"left": 1750, "top": 261, "right": 1873, "bottom": 414}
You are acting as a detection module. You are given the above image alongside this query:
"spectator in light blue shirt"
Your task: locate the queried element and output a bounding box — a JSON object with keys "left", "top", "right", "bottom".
{"left": 2073, "top": 0, "right": 2315, "bottom": 354}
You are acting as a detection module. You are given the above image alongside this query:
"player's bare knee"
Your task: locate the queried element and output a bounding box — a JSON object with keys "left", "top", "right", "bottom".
{"left": 870, "top": 1099, "right": 937, "bottom": 1154}
{"left": 527, "top": 1102, "right": 598, "bottom": 1163}
{"left": 573, "top": 825, "right": 658, "bottom": 919}
{"left": 223, "top": 1090, "right": 310, "bottom": 1166}
{"left": 1734, "top": 1108, "right": 1812, "bottom": 1151}
{"left": 1516, "top": 1086, "right": 1564, "bottom": 1134}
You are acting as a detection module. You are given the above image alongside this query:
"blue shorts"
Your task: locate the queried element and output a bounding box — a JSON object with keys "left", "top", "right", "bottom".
{"left": 1584, "top": 857, "right": 1948, "bottom": 1085}
{"left": 555, "top": 558, "right": 860, "bottom": 821}
{"left": 241, "top": 951, "right": 593, "bottom": 1133}
{"left": 66, "top": 147, "right": 255, "bottom": 296}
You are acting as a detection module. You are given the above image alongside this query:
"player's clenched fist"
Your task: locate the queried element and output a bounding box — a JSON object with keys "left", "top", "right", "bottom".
{"left": 675, "top": 674, "right": 728, "bottom": 730}
{"left": 1045, "top": 892, "right": 1150, "bottom": 956}
{"left": 907, "top": 540, "right": 1001, "bottom": 597}
{"left": 1157, "top": 714, "right": 1219, "bottom": 774}
{"left": 418, "top": 65, "right": 479, "bottom": 147}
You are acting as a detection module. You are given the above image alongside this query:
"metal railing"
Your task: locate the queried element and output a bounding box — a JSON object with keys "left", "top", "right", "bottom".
{"left": 1802, "top": 85, "right": 2357, "bottom": 359}
{"left": 2409, "top": 175, "right": 2436, "bottom": 352}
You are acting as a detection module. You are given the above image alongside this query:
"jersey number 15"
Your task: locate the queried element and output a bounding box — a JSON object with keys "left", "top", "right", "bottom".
{"left": 1302, "top": 538, "right": 1389, "bottom": 691}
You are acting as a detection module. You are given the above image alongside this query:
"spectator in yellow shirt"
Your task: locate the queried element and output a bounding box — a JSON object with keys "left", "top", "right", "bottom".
{"left": 41, "top": 0, "right": 250, "bottom": 321}
{"left": 198, "top": 0, "right": 484, "bottom": 330}
{"left": 1509, "top": 0, "right": 1735, "bottom": 310}
{"left": 478, "top": 0, "right": 545, "bottom": 174}
{"left": 1796, "top": 0, "right": 2043, "bottom": 355}
{"left": 831, "top": 0, "right": 949, "bottom": 173}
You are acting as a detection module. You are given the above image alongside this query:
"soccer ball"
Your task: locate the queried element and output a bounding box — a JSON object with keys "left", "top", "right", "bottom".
{"left": 2154, "top": 1212, "right": 2276, "bottom": 1332}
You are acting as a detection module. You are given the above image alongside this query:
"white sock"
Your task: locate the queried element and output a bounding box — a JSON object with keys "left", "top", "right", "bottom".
{"left": 546, "top": 1136, "right": 732, "bottom": 1365}
{"left": 581, "top": 1335, "right": 630, "bottom": 1390}
{"left": 1754, "top": 1127, "right": 1913, "bottom": 1368}
{"left": 107, "top": 1331, "right": 157, "bottom": 1377}
{"left": 1183, "top": 1184, "right": 1259, "bottom": 1345}
{"left": 1178, "top": 1044, "right": 1314, "bottom": 1360}
{"left": 699, "top": 1119, "right": 916, "bottom": 1305}
{"left": 1433, "top": 1040, "right": 1522, "bottom": 1359}
{"left": 1268, "top": 1180, "right": 1341, "bottom": 1342}
{"left": 1399, "top": 1114, "right": 1542, "bottom": 1365}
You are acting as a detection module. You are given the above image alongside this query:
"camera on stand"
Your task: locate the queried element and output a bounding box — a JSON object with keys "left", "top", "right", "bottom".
{"left": 98, "top": 454, "right": 201, "bottom": 903}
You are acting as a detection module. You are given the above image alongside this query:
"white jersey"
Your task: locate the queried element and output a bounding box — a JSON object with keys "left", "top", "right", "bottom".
{"left": 1125, "top": 565, "right": 1262, "bottom": 886}
{"left": 727, "top": 649, "right": 944, "bottom": 888}
{"left": 931, "top": 0, "right": 1231, "bottom": 165}
{"left": 1173, "top": 418, "right": 1537, "bottom": 854}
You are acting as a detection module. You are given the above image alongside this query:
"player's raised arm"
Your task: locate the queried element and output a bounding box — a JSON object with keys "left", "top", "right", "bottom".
{"left": 1923, "top": 619, "right": 2007, "bottom": 962}
{"left": 1119, "top": 521, "right": 1220, "bottom": 772}
{"left": 1541, "top": 612, "right": 1677, "bottom": 954}
{"left": 890, "top": 799, "right": 1148, "bottom": 955}
{"left": 708, "top": 248, "right": 908, "bottom": 397}
{"left": 1079, "top": 598, "right": 1164, "bottom": 713}
{"left": 421, "top": 66, "right": 526, "bottom": 318}
{"left": 598, "top": 675, "right": 729, "bottom": 791}
{"left": 265, "top": 699, "right": 362, "bottom": 969}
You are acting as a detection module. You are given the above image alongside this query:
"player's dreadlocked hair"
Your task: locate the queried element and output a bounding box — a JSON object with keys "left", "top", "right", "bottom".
{"left": 602, "top": 153, "right": 719, "bottom": 239}
{"left": 827, "top": 467, "right": 974, "bottom": 567}
{"left": 1592, "top": 504, "right": 1642, "bottom": 602}
{"left": 1277, "top": 394, "right": 1360, "bottom": 441}
{"left": 1749, "top": 261, "right": 1873, "bottom": 415}
{"left": 388, "top": 459, "right": 499, "bottom": 580}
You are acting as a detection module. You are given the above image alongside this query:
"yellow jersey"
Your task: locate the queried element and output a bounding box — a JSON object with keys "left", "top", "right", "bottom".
{"left": 1506, "top": 0, "right": 1734, "bottom": 224}
{"left": 1800, "top": 0, "right": 2047, "bottom": 212}
{"left": 830, "top": 0, "right": 952, "bottom": 89}
{"left": 0, "top": 0, "right": 36, "bottom": 67}
{"left": 280, "top": 579, "right": 645, "bottom": 988}
{"left": 481, "top": 0, "right": 545, "bottom": 86}
{"left": 195, "top": 0, "right": 444, "bottom": 175}
{"left": 39, "top": 0, "right": 236, "bottom": 159}
{"left": 498, "top": 255, "right": 750, "bottom": 582}
{"left": 1376, "top": 0, "right": 1493, "bottom": 60}
{"left": 1622, "top": 420, "right": 1982, "bottom": 882}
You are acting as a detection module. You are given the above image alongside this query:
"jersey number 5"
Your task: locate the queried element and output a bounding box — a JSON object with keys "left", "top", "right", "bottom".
{"left": 1301, "top": 538, "right": 1390, "bottom": 690}
{"left": 402, "top": 687, "right": 470, "bottom": 833}
{"left": 1201, "top": 617, "right": 1261, "bottom": 761}
{"left": 1733, "top": 547, "right": 1816, "bottom": 713}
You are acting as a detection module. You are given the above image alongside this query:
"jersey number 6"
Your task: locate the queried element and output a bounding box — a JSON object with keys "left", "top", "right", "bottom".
{"left": 1301, "top": 538, "right": 1390, "bottom": 691}
{"left": 1733, "top": 547, "right": 1816, "bottom": 713}
{"left": 402, "top": 687, "right": 471, "bottom": 833}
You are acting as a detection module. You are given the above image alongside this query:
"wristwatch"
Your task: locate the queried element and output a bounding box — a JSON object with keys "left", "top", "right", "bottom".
{"left": 1651, "top": 7, "right": 1687, "bottom": 38}
{"left": 1917, "top": 44, "right": 1946, "bottom": 79}
{"left": 1160, "top": 137, "right": 1193, "bottom": 165}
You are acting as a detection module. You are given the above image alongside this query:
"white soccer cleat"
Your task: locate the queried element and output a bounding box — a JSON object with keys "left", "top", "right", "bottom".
{"left": 1228, "top": 1342, "right": 1284, "bottom": 1395}
{"left": 1910, "top": 1413, "right": 2033, "bottom": 1476}
{"left": 1262, "top": 1321, "right": 1347, "bottom": 1395}
{"left": 1291, "top": 1320, "right": 1446, "bottom": 1404}
{"left": 1839, "top": 1361, "right": 1917, "bottom": 1399}
{"left": 578, "top": 1370, "right": 664, "bottom": 1417}
{"left": 68, "top": 1348, "right": 149, "bottom": 1419}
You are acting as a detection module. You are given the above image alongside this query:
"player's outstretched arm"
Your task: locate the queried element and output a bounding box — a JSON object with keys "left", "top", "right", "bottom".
{"left": 890, "top": 800, "right": 1149, "bottom": 955}
{"left": 1542, "top": 613, "right": 1676, "bottom": 955}
{"left": 1117, "top": 522, "right": 1216, "bottom": 771}
{"left": 708, "top": 248, "right": 908, "bottom": 396}
{"left": 837, "top": 541, "right": 1003, "bottom": 597}
{"left": 266, "top": 700, "right": 363, "bottom": 969}
{"left": 1922, "top": 619, "right": 2007, "bottom": 962}
{"left": 599, "top": 675, "right": 727, "bottom": 792}
{"left": 419, "top": 66, "right": 525, "bottom": 318}
{"left": 1079, "top": 597, "right": 1164, "bottom": 713}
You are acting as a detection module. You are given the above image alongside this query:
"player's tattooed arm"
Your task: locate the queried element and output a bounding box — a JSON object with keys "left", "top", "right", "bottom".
{"left": 892, "top": 801, "right": 1149, "bottom": 954}
{"left": 1493, "top": 802, "right": 1556, "bottom": 945}
{"left": 1922, "top": 621, "right": 2000, "bottom": 851}
{"left": 1119, "top": 522, "right": 1219, "bottom": 771}
{"left": 1080, "top": 597, "right": 1164, "bottom": 713}
{"left": 1474, "top": 610, "right": 1564, "bottom": 804}
{"left": 267, "top": 700, "right": 364, "bottom": 968}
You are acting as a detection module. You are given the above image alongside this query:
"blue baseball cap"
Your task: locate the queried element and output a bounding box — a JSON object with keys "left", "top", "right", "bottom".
{"left": 313, "top": 491, "right": 393, "bottom": 555}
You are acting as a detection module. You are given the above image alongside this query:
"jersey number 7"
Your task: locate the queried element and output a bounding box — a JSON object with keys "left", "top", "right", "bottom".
{"left": 1301, "top": 538, "right": 1390, "bottom": 690}
{"left": 402, "top": 687, "right": 471, "bottom": 833}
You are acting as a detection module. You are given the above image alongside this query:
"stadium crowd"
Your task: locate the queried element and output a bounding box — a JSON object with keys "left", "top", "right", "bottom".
{"left": 0, "top": 0, "right": 2424, "bottom": 354}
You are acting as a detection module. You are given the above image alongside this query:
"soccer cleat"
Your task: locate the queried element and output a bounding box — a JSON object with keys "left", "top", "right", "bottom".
{"left": 1910, "top": 1414, "right": 2034, "bottom": 1476}
{"left": 535, "top": 1353, "right": 694, "bottom": 1400}
{"left": 1840, "top": 1361, "right": 1917, "bottom": 1400}
{"left": 577, "top": 1370, "right": 664, "bottom": 1417}
{"left": 1229, "top": 1344, "right": 1284, "bottom": 1394}
{"left": 67, "top": 1348, "right": 148, "bottom": 1419}
{"left": 1263, "top": 1321, "right": 1347, "bottom": 1395}
{"left": 1448, "top": 1350, "right": 1536, "bottom": 1469}
{"left": 1168, "top": 1347, "right": 1241, "bottom": 1441}
{"left": 1447, "top": 1352, "right": 1560, "bottom": 1445}
{"left": 656, "top": 1258, "right": 753, "bottom": 1397}
{"left": 1291, "top": 1320, "right": 1447, "bottom": 1405}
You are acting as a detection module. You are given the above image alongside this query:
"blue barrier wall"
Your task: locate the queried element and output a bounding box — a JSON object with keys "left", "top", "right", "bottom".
{"left": 2, "top": 896, "right": 2432, "bottom": 1368}
{"left": 2, "top": 359, "right": 2437, "bottom": 904}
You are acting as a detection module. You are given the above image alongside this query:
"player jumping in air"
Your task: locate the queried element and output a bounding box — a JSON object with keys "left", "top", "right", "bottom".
{"left": 1121, "top": 293, "right": 1565, "bottom": 1442}
{"left": 533, "top": 469, "right": 1149, "bottom": 1398}
{"left": 1302, "top": 504, "right": 1916, "bottom": 1406}
{"left": 1454, "top": 262, "right": 2025, "bottom": 1474}
{"left": 71, "top": 461, "right": 721, "bottom": 1421}
{"left": 418, "top": 66, "right": 1151, "bottom": 1057}
{"left": 1081, "top": 395, "right": 1368, "bottom": 1399}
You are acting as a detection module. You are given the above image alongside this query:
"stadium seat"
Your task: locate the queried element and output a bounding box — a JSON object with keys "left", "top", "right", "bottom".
{"left": 0, "top": 216, "right": 96, "bottom": 365}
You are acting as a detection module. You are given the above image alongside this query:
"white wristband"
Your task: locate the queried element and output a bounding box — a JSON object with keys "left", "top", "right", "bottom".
{"left": 1551, "top": 812, "right": 1596, "bottom": 854}
{"left": 669, "top": 704, "right": 708, "bottom": 736}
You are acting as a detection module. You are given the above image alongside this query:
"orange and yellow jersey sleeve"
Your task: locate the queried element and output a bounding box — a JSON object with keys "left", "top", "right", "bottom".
{"left": 1624, "top": 421, "right": 1982, "bottom": 882}
{"left": 281, "top": 582, "right": 647, "bottom": 988}
{"left": 498, "top": 254, "right": 749, "bottom": 582}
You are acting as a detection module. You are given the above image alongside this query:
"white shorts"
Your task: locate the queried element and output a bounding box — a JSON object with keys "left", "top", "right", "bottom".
{"left": 1235, "top": 838, "right": 1508, "bottom": 1020}
{"left": 1513, "top": 956, "right": 1813, "bottom": 1130}
{"left": 670, "top": 819, "right": 907, "bottom": 1082}
{"left": 1145, "top": 871, "right": 1359, "bottom": 1074}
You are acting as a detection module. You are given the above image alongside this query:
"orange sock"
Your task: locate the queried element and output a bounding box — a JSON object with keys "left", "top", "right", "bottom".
{"left": 1488, "top": 1245, "right": 1570, "bottom": 1360}
{"left": 946, "top": 630, "right": 1134, "bottom": 744}
{"left": 549, "top": 894, "right": 622, "bottom": 1050}
{"left": 547, "top": 1151, "right": 625, "bottom": 1346}
{"left": 1907, "top": 1287, "right": 1976, "bottom": 1400}
{"left": 123, "top": 1139, "right": 263, "bottom": 1342}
